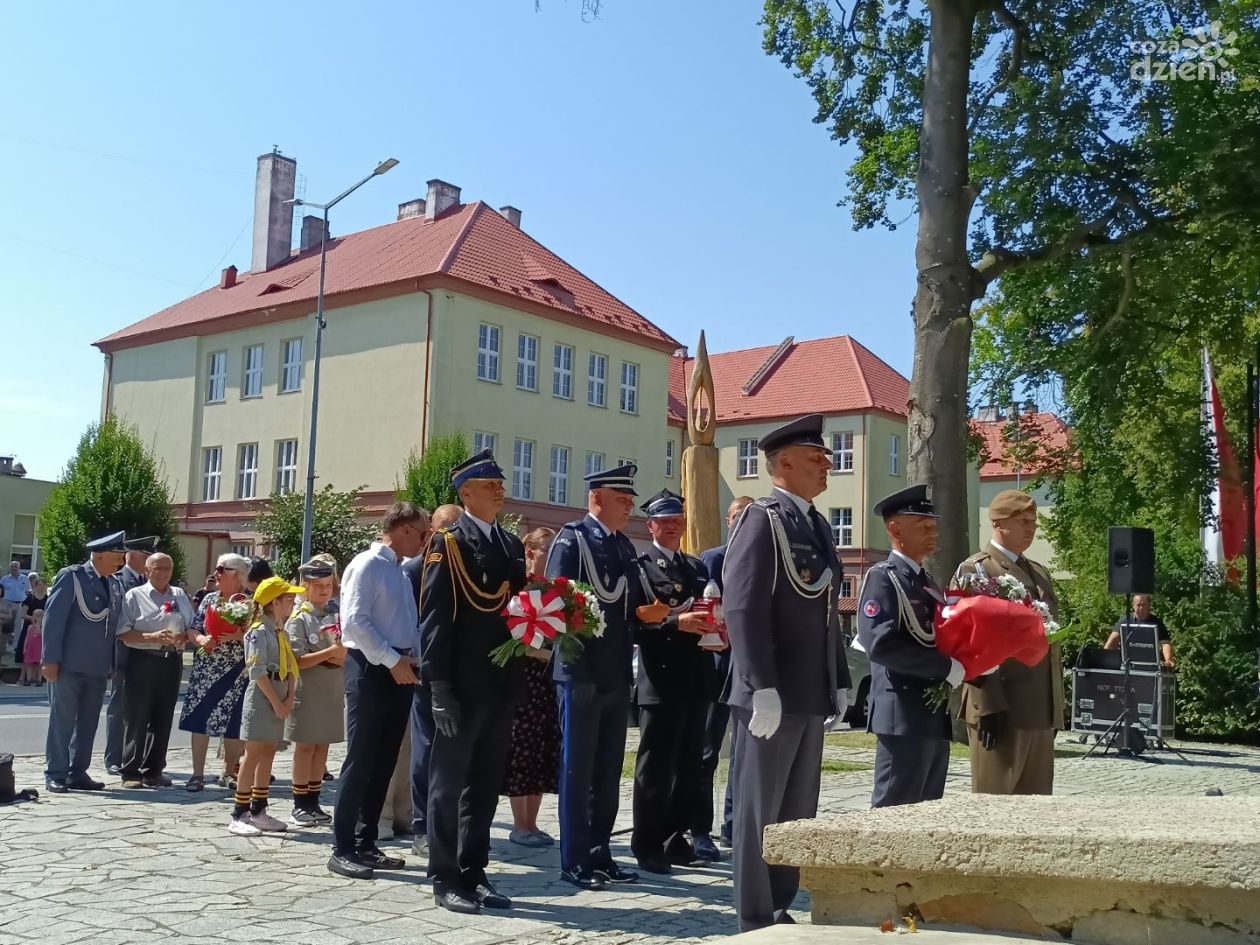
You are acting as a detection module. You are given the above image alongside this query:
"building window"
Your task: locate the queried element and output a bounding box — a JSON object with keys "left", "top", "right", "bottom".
{"left": 241, "top": 344, "right": 264, "bottom": 399}
{"left": 737, "top": 439, "right": 758, "bottom": 478}
{"left": 237, "top": 443, "right": 260, "bottom": 500}
{"left": 516, "top": 333, "right": 539, "bottom": 391}
{"left": 9, "top": 514, "right": 37, "bottom": 570}
{"left": 588, "top": 353, "right": 607, "bottom": 407}
{"left": 477, "top": 324, "right": 501, "bottom": 382}
{"left": 512, "top": 439, "right": 534, "bottom": 500}
{"left": 206, "top": 351, "right": 227, "bottom": 404}
{"left": 890, "top": 434, "right": 901, "bottom": 476}
{"left": 202, "top": 447, "right": 222, "bottom": 501}
{"left": 832, "top": 431, "right": 854, "bottom": 473}
{"left": 585, "top": 451, "right": 605, "bottom": 478}
{"left": 549, "top": 445, "right": 570, "bottom": 505}
{"left": 275, "top": 439, "right": 299, "bottom": 495}
{"left": 473, "top": 431, "right": 497, "bottom": 455}
{"left": 619, "top": 361, "right": 639, "bottom": 414}
{"left": 664, "top": 439, "right": 675, "bottom": 478}
{"left": 280, "top": 338, "right": 303, "bottom": 393}
{"left": 840, "top": 577, "right": 854, "bottom": 598}
{"left": 830, "top": 508, "right": 853, "bottom": 547}
{"left": 230, "top": 542, "right": 253, "bottom": 559}
{"left": 553, "top": 344, "right": 574, "bottom": 399}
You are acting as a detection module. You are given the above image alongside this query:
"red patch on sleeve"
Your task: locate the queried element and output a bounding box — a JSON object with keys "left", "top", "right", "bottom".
{"left": 863, "top": 600, "right": 881, "bottom": 618}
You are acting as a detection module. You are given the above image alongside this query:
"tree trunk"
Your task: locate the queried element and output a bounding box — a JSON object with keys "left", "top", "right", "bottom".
{"left": 910, "top": 0, "right": 978, "bottom": 576}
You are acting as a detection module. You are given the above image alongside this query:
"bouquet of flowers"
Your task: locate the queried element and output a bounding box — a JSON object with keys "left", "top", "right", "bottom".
{"left": 202, "top": 593, "right": 254, "bottom": 644}
{"left": 489, "top": 575, "right": 606, "bottom": 667}
{"left": 923, "top": 571, "right": 1060, "bottom": 710}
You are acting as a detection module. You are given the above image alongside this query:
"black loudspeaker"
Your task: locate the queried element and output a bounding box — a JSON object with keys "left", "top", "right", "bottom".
{"left": 1108, "top": 526, "right": 1155, "bottom": 594}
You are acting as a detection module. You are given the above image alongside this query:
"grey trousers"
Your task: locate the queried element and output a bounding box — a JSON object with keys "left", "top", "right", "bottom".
{"left": 730, "top": 706, "right": 823, "bottom": 933}
{"left": 45, "top": 670, "right": 108, "bottom": 782}
{"left": 104, "top": 643, "right": 128, "bottom": 769}
{"left": 871, "top": 734, "right": 949, "bottom": 808}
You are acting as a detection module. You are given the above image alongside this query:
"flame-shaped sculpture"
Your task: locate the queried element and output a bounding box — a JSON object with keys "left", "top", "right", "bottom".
{"left": 688, "top": 332, "right": 716, "bottom": 447}
{"left": 682, "top": 331, "right": 721, "bottom": 555}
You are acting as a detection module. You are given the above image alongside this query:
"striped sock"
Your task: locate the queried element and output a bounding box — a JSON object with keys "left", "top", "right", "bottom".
{"left": 250, "top": 787, "right": 269, "bottom": 815}
{"left": 308, "top": 781, "right": 322, "bottom": 807}
{"left": 233, "top": 791, "right": 250, "bottom": 818}
{"left": 292, "top": 784, "right": 309, "bottom": 806}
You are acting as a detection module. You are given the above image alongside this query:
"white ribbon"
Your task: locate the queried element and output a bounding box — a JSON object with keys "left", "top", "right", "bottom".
{"left": 506, "top": 588, "right": 567, "bottom": 650}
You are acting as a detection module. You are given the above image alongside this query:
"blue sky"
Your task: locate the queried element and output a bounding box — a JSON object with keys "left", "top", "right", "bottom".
{"left": 3, "top": 0, "right": 917, "bottom": 482}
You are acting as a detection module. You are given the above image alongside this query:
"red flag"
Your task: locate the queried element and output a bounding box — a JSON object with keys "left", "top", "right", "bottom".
{"left": 1209, "top": 371, "right": 1245, "bottom": 564}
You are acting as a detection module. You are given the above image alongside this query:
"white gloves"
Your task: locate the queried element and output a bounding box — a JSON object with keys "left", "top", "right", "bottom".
{"left": 825, "top": 689, "right": 850, "bottom": 732}
{"left": 749, "top": 688, "right": 783, "bottom": 739}
{"left": 946, "top": 658, "right": 965, "bottom": 689}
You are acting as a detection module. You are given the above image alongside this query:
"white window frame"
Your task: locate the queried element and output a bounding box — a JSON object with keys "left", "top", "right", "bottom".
{"left": 664, "top": 439, "right": 675, "bottom": 478}
{"left": 890, "top": 434, "right": 901, "bottom": 476}
{"left": 840, "top": 577, "right": 854, "bottom": 598}
{"left": 237, "top": 443, "right": 260, "bottom": 500}
{"left": 230, "top": 542, "right": 253, "bottom": 559}
{"left": 516, "top": 333, "right": 539, "bottom": 392}
{"left": 202, "top": 446, "right": 222, "bottom": 501}
{"left": 275, "top": 439, "right": 299, "bottom": 495}
{"left": 830, "top": 507, "right": 853, "bottom": 548}
{"left": 242, "top": 343, "right": 264, "bottom": 399}
{"left": 737, "top": 439, "right": 759, "bottom": 479}
{"left": 619, "top": 361, "right": 639, "bottom": 415}
{"left": 587, "top": 353, "right": 607, "bottom": 407}
{"left": 585, "top": 451, "right": 605, "bottom": 479}
{"left": 512, "top": 438, "right": 534, "bottom": 500}
{"left": 477, "top": 323, "right": 501, "bottom": 383}
{"left": 549, "top": 445, "right": 570, "bottom": 505}
{"left": 553, "top": 343, "right": 574, "bottom": 399}
{"left": 9, "top": 514, "right": 37, "bottom": 571}
{"left": 280, "top": 338, "right": 303, "bottom": 393}
{"left": 205, "top": 351, "right": 227, "bottom": 404}
{"left": 473, "top": 431, "right": 497, "bottom": 456}
{"left": 831, "top": 431, "right": 854, "bottom": 473}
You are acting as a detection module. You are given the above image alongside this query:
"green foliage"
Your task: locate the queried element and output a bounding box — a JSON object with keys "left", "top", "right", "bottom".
{"left": 253, "top": 484, "right": 376, "bottom": 580}
{"left": 37, "top": 417, "right": 185, "bottom": 580}
{"left": 396, "top": 433, "right": 469, "bottom": 513}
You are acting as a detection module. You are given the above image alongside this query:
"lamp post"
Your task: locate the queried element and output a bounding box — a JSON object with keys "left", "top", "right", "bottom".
{"left": 289, "top": 158, "right": 399, "bottom": 566}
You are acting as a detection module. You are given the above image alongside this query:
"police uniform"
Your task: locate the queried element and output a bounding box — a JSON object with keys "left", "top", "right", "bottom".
{"left": 858, "top": 486, "right": 962, "bottom": 809}
{"left": 953, "top": 489, "right": 1063, "bottom": 795}
{"left": 724, "top": 416, "right": 851, "bottom": 933}
{"left": 42, "top": 531, "right": 126, "bottom": 792}
{"left": 631, "top": 489, "right": 712, "bottom": 872}
{"left": 419, "top": 450, "right": 528, "bottom": 914}
{"left": 546, "top": 463, "right": 646, "bottom": 890}
{"left": 105, "top": 535, "right": 156, "bottom": 773}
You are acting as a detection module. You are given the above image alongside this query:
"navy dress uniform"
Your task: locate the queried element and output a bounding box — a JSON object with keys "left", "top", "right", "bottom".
{"left": 42, "top": 531, "right": 127, "bottom": 792}
{"left": 546, "top": 463, "right": 646, "bottom": 890}
{"left": 419, "top": 450, "right": 528, "bottom": 914}
{"left": 105, "top": 535, "right": 157, "bottom": 773}
{"left": 858, "top": 485, "right": 963, "bottom": 808}
{"left": 631, "top": 489, "right": 712, "bottom": 872}
{"left": 723, "top": 415, "right": 852, "bottom": 932}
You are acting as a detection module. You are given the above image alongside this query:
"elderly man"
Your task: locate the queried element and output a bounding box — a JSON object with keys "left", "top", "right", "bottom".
{"left": 42, "top": 532, "right": 126, "bottom": 793}
{"left": 117, "top": 552, "right": 195, "bottom": 789}
{"left": 1, "top": 560, "right": 30, "bottom": 657}
{"left": 953, "top": 489, "right": 1063, "bottom": 795}
{"left": 328, "top": 502, "right": 428, "bottom": 881}
{"left": 105, "top": 536, "right": 157, "bottom": 775}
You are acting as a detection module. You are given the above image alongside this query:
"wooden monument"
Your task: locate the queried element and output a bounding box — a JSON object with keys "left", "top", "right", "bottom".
{"left": 682, "top": 331, "right": 721, "bottom": 556}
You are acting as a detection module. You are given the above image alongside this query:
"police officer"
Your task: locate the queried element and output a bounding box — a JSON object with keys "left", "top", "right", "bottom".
{"left": 42, "top": 531, "right": 127, "bottom": 793}
{"left": 953, "top": 489, "right": 1063, "bottom": 795}
{"left": 724, "top": 415, "right": 851, "bottom": 932}
{"left": 858, "top": 485, "right": 964, "bottom": 808}
{"left": 546, "top": 463, "right": 648, "bottom": 891}
{"left": 631, "top": 488, "right": 717, "bottom": 874}
{"left": 419, "top": 450, "right": 527, "bottom": 914}
{"left": 105, "top": 535, "right": 157, "bottom": 775}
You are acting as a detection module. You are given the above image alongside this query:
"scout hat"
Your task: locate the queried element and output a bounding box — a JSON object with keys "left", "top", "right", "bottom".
{"left": 641, "top": 488, "right": 684, "bottom": 518}
{"left": 298, "top": 555, "right": 337, "bottom": 580}
{"left": 989, "top": 489, "right": 1037, "bottom": 521}
{"left": 873, "top": 484, "right": 939, "bottom": 520}
{"left": 253, "top": 576, "right": 306, "bottom": 607}
{"left": 451, "top": 448, "right": 506, "bottom": 489}
{"left": 586, "top": 462, "right": 638, "bottom": 495}
{"left": 758, "top": 413, "right": 826, "bottom": 456}
{"left": 85, "top": 531, "right": 128, "bottom": 553}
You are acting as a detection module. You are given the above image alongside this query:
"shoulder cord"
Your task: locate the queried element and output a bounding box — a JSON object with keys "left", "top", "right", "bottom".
{"left": 576, "top": 530, "right": 628, "bottom": 605}
{"left": 887, "top": 570, "right": 937, "bottom": 648}
{"left": 442, "top": 530, "right": 511, "bottom": 619}
{"left": 764, "top": 506, "right": 832, "bottom": 599}
{"left": 71, "top": 571, "right": 109, "bottom": 623}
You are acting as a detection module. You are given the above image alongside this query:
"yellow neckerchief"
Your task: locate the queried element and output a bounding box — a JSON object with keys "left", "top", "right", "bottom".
{"left": 254, "top": 616, "right": 301, "bottom": 681}
{"left": 422, "top": 528, "right": 511, "bottom": 618}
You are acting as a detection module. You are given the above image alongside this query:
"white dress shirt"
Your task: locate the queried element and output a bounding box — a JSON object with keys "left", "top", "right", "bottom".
{"left": 772, "top": 486, "right": 813, "bottom": 517}
{"left": 340, "top": 541, "right": 420, "bottom": 668}
{"left": 891, "top": 549, "right": 923, "bottom": 574}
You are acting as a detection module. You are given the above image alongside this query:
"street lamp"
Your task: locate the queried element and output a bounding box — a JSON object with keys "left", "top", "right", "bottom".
{"left": 288, "top": 158, "right": 399, "bottom": 565}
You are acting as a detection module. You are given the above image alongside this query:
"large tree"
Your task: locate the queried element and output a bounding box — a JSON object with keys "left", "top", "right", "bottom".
{"left": 254, "top": 484, "right": 377, "bottom": 579}
{"left": 763, "top": 0, "right": 1260, "bottom": 570}
{"left": 396, "top": 432, "right": 469, "bottom": 513}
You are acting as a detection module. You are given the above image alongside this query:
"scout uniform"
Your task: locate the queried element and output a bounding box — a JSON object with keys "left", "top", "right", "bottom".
{"left": 241, "top": 612, "right": 299, "bottom": 744}
{"left": 723, "top": 415, "right": 851, "bottom": 932}
{"left": 631, "top": 489, "right": 713, "bottom": 873}
{"left": 953, "top": 489, "right": 1064, "bottom": 795}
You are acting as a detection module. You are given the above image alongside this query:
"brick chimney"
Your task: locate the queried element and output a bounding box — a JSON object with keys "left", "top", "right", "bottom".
{"left": 219, "top": 265, "right": 238, "bottom": 289}
{"left": 251, "top": 149, "right": 297, "bottom": 273}
{"left": 425, "top": 179, "right": 460, "bottom": 221}
{"left": 397, "top": 198, "right": 426, "bottom": 221}
{"left": 499, "top": 205, "right": 522, "bottom": 228}
{"left": 300, "top": 214, "right": 329, "bottom": 252}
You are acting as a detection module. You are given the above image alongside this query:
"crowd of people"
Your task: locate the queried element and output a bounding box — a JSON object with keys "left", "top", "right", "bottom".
{"left": 29, "top": 411, "right": 1077, "bottom": 933}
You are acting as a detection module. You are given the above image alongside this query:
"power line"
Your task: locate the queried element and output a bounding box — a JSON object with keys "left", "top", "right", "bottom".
{"left": 0, "top": 232, "right": 198, "bottom": 289}
{"left": 0, "top": 132, "right": 237, "bottom": 177}
{"left": 192, "top": 219, "right": 251, "bottom": 289}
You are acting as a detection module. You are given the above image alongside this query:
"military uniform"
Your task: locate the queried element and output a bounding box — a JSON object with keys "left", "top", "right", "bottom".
{"left": 419, "top": 451, "right": 528, "bottom": 913}
{"left": 631, "top": 489, "right": 713, "bottom": 871}
{"left": 42, "top": 532, "right": 126, "bottom": 790}
{"left": 546, "top": 463, "right": 646, "bottom": 889}
{"left": 954, "top": 490, "right": 1063, "bottom": 796}
{"left": 724, "top": 415, "right": 851, "bottom": 933}
{"left": 105, "top": 541, "right": 151, "bottom": 773}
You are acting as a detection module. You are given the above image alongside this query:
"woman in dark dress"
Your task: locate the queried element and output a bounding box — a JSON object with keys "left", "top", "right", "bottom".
{"left": 14, "top": 574, "right": 48, "bottom": 666}
{"left": 503, "top": 527, "right": 562, "bottom": 847}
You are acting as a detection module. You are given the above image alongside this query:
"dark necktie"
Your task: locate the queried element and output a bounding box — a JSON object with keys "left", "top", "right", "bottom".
{"left": 807, "top": 507, "right": 833, "bottom": 552}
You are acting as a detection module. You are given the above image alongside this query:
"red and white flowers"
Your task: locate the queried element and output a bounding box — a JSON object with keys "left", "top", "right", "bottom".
{"left": 489, "top": 575, "right": 606, "bottom": 667}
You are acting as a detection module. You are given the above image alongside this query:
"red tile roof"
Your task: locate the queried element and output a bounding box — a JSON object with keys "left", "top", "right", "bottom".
{"left": 667, "top": 335, "right": 909, "bottom": 425}
{"left": 96, "top": 202, "right": 679, "bottom": 352}
{"left": 972, "top": 413, "right": 1071, "bottom": 479}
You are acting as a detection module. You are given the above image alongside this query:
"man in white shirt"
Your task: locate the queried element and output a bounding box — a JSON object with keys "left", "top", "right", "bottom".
{"left": 1, "top": 560, "right": 30, "bottom": 655}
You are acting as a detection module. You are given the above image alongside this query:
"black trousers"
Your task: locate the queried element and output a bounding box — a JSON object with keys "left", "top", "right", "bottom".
{"left": 426, "top": 697, "right": 514, "bottom": 890}
{"left": 632, "top": 700, "right": 706, "bottom": 860}
{"left": 333, "top": 650, "right": 413, "bottom": 856}
{"left": 692, "top": 699, "right": 731, "bottom": 837}
{"left": 120, "top": 649, "right": 182, "bottom": 779}
{"left": 557, "top": 682, "right": 630, "bottom": 873}
{"left": 871, "top": 734, "right": 949, "bottom": 808}
{"left": 409, "top": 683, "right": 434, "bottom": 835}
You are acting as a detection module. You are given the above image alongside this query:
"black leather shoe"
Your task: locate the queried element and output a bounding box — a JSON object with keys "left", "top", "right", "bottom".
{"left": 328, "top": 852, "right": 374, "bottom": 880}
{"left": 635, "top": 855, "right": 672, "bottom": 875}
{"left": 66, "top": 775, "right": 105, "bottom": 791}
{"left": 473, "top": 880, "right": 512, "bottom": 910}
{"left": 356, "top": 847, "right": 405, "bottom": 870}
{"left": 559, "top": 867, "right": 606, "bottom": 890}
{"left": 435, "top": 887, "right": 480, "bottom": 915}
{"left": 143, "top": 774, "right": 173, "bottom": 788}
{"left": 666, "top": 839, "right": 698, "bottom": 866}
{"left": 45, "top": 778, "right": 67, "bottom": 794}
{"left": 774, "top": 909, "right": 797, "bottom": 925}
{"left": 593, "top": 862, "right": 639, "bottom": 884}
{"left": 692, "top": 835, "right": 721, "bottom": 862}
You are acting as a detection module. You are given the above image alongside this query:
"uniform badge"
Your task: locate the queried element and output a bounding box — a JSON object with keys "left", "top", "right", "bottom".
{"left": 657, "top": 558, "right": 668, "bottom": 568}
{"left": 673, "top": 582, "right": 683, "bottom": 593}
{"left": 308, "top": 632, "right": 320, "bottom": 645}
{"left": 863, "top": 600, "right": 881, "bottom": 618}
{"left": 426, "top": 552, "right": 443, "bottom": 565}
{"left": 801, "top": 568, "right": 812, "bottom": 583}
